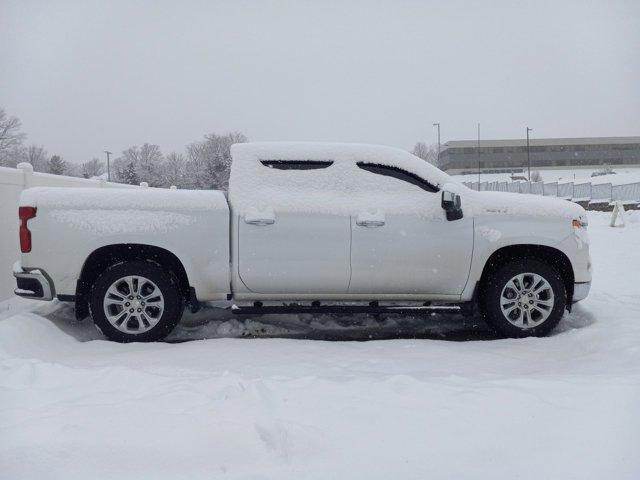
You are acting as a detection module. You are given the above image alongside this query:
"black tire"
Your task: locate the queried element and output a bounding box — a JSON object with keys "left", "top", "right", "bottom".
{"left": 89, "top": 260, "right": 184, "bottom": 342}
{"left": 479, "top": 258, "right": 566, "bottom": 338}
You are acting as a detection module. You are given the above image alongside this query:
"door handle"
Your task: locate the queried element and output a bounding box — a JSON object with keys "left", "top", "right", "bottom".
{"left": 245, "top": 218, "right": 275, "bottom": 226}
{"left": 356, "top": 219, "right": 385, "bottom": 227}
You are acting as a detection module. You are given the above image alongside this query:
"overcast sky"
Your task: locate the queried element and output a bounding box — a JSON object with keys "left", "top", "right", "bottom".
{"left": 1, "top": 0, "right": 639, "bottom": 164}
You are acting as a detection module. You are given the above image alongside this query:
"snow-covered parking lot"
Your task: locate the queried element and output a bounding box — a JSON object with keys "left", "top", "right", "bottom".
{"left": 1, "top": 211, "right": 639, "bottom": 479}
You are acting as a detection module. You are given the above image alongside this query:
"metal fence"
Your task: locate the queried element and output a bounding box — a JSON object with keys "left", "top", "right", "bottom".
{"left": 573, "top": 182, "right": 591, "bottom": 200}
{"left": 543, "top": 182, "right": 558, "bottom": 196}
{"left": 462, "top": 179, "right": 640, "bottom": 205}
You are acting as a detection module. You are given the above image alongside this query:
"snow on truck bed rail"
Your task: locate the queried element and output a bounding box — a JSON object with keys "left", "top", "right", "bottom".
{"left": 20, "top": 186, "right": 228, "bottom": 212}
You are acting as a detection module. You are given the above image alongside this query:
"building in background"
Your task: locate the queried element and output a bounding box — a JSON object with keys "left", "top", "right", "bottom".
{"left": 439, "top": 136, "right": 640, "bottom": 174}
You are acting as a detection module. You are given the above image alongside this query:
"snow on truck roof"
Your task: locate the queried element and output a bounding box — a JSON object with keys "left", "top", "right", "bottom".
{"left": 228, "top": 142, "right": 454, "bottom": 217}
{"left": 231, "top": 142, "right": 452, "bottom": 184}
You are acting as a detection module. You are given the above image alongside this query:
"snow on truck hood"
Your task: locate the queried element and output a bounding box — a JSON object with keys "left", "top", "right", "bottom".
{"left": 20, "top": 187, "right": 228, "bottom": 212}
{"left": 464, "top": 189, "right": 586, "bottom": 220}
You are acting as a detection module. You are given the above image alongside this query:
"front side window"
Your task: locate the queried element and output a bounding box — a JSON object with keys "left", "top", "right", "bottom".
{"left": 356, "top": 162, "right": 438, "bottom": 193}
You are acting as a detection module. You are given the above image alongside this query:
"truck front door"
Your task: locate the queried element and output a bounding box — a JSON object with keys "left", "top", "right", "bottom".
{"left": 348, "top": 163, "right": 473, "bottom": 296}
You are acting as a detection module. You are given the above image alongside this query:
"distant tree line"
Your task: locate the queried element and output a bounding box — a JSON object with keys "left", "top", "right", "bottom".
{"left": 411, "top": 142, "right": 439, "bottom": 167}
{"left": 110, "top": 132, "right": 247, "bottom": 189}
{"left": 1, "top": 106, "right": 439, "bottom": 189}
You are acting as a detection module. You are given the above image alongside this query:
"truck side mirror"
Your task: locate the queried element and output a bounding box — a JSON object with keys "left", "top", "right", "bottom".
{"left": 441, "top": 191, "right": 463, "bottom": 221}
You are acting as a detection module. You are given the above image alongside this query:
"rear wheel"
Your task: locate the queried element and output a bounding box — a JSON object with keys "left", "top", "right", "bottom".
{"left": 479, "top": 258, "right": 566, "bottom": 338}
{"left": 90, "top": 260, "right": 184, "bottom": 342}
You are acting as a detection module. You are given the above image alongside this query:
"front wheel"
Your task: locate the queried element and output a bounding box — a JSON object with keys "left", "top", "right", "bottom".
{"left": 479, "top": 258, "right": 566, "bottom": 338}
{"left": 89, "top": 260, "right": 184, "bottom": 342}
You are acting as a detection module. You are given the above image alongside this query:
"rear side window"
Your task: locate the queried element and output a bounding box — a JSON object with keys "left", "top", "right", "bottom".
{"left": 356, "top": 162, "right": 438, "bottom": 193}
{"left": 260, "top": 160, "right": 333, "bottom": 170}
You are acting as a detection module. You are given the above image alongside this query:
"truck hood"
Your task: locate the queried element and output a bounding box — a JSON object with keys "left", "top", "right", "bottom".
{"left": 463, "top": 189, "right": 586, "bottom": 220}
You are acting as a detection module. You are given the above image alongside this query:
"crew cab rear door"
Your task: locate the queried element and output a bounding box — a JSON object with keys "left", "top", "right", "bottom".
{"left": 236, "top": 160, "right": 351, "bottom": 294}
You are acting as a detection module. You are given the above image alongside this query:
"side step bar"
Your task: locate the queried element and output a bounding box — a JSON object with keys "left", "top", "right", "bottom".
{"left": 232, "top": 304, "right": 464, "bottom": 316}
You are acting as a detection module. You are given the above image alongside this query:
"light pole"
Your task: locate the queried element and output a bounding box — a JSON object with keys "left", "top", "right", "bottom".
{"left": 477, "top": 123, "right": 481, "bottom": 189}
{"left": 526, "top": 127, "right": 532, "bottom": 181}
{"left": 104, "top": 150, "right": 112, "bottom": 181}
{"left": 432, "top": 122, "right": 440, "bottom": 167}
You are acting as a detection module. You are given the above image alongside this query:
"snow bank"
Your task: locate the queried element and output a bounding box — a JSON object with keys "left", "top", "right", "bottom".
{"left": 21, "top": 186, "right": 228, "bottom": 212}
{"left": 586, "top": 169, "right": 640, "bottom": 186}
{"left": 453, "top": 167, "right": 640, "bottom": 186}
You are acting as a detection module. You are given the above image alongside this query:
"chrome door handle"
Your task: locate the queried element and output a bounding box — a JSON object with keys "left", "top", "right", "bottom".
{"left": 356, "top": 219, "right": 385, "bottom": 227}
{"left": 245, "top": 218, "right": 275, "bottom": 226}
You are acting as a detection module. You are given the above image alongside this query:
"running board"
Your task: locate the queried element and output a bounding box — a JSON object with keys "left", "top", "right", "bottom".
{"left": 231, "top": 304, "right": 463, "bottom": 316}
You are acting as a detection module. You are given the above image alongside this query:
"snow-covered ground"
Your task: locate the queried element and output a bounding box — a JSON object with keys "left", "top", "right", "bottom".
{"left": 452, "top": 167, "right": 640, "bottom": 185}
{"left": 1, "top": 212, "right": 639, "bottom": 479}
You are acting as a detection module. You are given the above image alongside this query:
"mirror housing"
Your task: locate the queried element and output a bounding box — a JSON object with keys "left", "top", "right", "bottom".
{"left": 441, "top": 190, "right": 463, "bottom": 221}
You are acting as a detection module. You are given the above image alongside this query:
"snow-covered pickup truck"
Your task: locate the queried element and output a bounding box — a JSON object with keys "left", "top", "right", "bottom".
{"left": 13, "top": 142, "right": 591, "bottom": 342}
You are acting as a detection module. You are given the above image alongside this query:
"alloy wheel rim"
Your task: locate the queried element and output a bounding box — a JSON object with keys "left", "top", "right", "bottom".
{"left": 499, "top": 272, "right": 554, "bottom": 329}
{"left": 103, "top": 275, "right": 164, "bottom": 334}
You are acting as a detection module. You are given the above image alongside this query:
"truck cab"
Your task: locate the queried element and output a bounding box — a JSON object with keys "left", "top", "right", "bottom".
{"left": 229, "top": 143, "right": 473, "bottom": 301}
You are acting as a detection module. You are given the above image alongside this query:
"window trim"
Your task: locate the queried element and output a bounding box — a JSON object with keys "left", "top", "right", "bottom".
{"left": 260, "top": 159, "right": 334, "bottom": 170}
{"left": 356, "top": 162, "right": 439, "bottom": 193}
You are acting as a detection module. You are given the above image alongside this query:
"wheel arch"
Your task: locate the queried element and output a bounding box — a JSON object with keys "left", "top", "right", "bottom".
{"left": 478, "top": 244, "right": 575, "bottom": 306}
{"left": 75, "top": 243, "right": 191, "bottom": 320}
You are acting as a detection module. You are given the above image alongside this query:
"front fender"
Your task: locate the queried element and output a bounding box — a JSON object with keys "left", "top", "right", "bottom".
{"left": 461, "top": 215, "right": 573, "bottom": 301}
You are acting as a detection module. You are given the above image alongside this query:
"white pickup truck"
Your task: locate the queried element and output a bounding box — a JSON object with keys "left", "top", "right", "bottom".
{"left": 13, "top": 142, "right": 591, "bottom": 342}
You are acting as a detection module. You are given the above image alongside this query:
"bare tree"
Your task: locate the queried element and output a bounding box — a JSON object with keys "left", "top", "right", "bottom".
{"left": 112, "top": 156, "right": 129, "bottom": 183}
{"left": 0, "top": 146, "right": 24, "bottom": 168}
{"left": 412, "top": 142, "right": 439, "bottom": 166}
{"left": 137, "top": 143, "right": 163, "bottom": 185}
{"left": 185, "top": 132, "right": 248, "bottom": 189}
{"left": 0, "top": 107, "right": 26, "bottom": 166}
{"left": 117, "top": 143, "right": 164, "bottom": 185}
{"left": 21, "top": 145, "right": 49, "bottom": 172}
{"left": 161, "top": 152, "right": 186, "bottom": 187}
{"left": 81, "top": 157, "right": 105, "bottom": 178}
{"left": 66, "top": 162, "right": 82, "bottom": 178}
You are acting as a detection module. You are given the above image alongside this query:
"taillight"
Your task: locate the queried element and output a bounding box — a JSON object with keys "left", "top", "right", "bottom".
{"left": 19, "top": 206, "right": 37, "bottom": 253}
